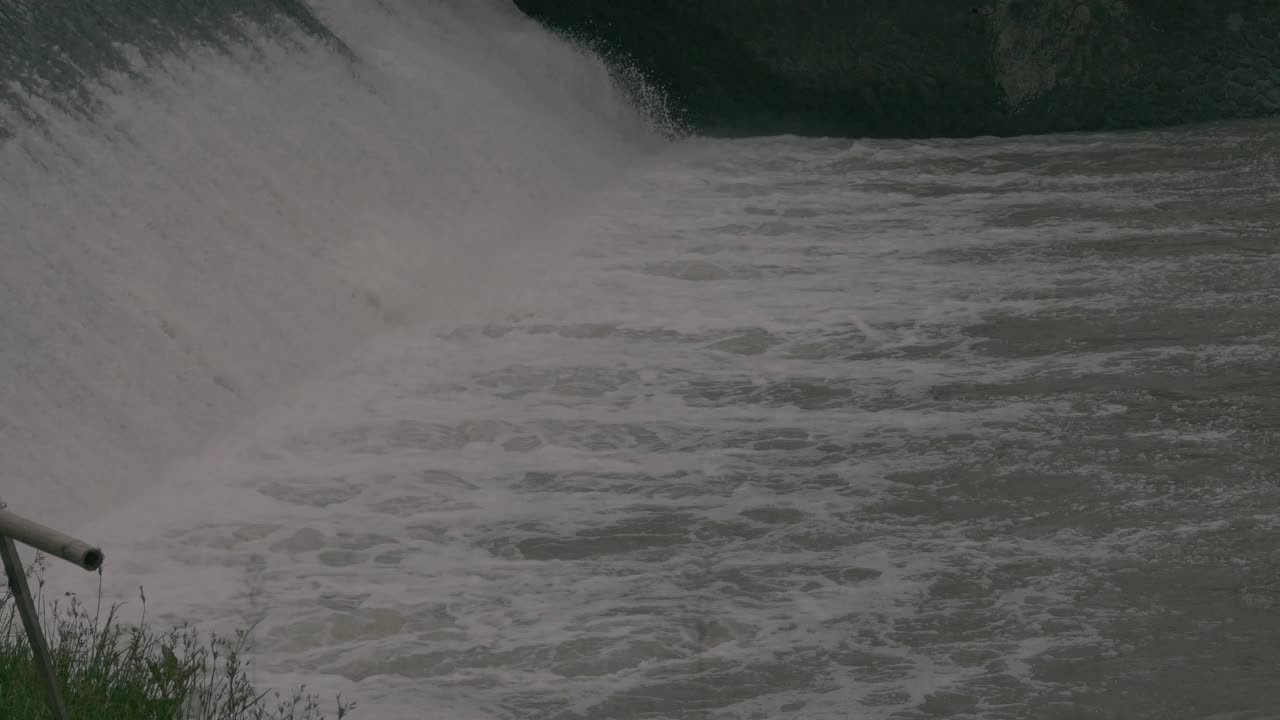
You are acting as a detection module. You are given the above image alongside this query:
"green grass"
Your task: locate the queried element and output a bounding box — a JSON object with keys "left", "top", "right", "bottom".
{"left": 1, "top": 554, "right": 354, "bottom": 720}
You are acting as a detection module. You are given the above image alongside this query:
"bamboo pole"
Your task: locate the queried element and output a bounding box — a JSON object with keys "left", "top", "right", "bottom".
{"left": 0, "top": 505, "right": 102, "bottom": 571}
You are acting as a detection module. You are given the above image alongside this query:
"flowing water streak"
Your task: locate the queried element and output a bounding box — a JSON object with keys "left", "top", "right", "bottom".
{"left": 0, "top": 0, "right": 660, "bottom": 528}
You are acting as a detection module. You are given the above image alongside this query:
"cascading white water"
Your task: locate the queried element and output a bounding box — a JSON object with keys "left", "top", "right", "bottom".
{"left": 18, "top": 3, "right": 1277, "bottom": 718}
{"left": 0, "top": 0, "right": 661, "bottom": 529}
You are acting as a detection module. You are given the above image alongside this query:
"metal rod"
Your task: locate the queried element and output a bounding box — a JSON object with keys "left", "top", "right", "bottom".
{"left": 1, "top": 535, "right": 71, "bottom": 720}
{"left": 0, "top": 507, "right": 102, "bottom": 571}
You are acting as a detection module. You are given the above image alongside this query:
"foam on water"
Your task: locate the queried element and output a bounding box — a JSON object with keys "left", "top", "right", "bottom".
{"left": 7, "top": 2, "right": 1280, "bottom": 716}
{"left": 53, "top": 123, "right": 1280, "bottom": 718}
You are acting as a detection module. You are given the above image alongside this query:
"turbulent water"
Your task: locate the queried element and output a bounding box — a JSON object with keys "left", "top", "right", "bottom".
{"left": 4, "top": 1, "right": 1280, "bottom": 719}
{"left": 0, "top": 0, "right": 659, "bottom": 527}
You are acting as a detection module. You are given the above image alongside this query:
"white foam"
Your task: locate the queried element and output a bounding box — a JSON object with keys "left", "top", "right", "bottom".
{"left": 0, "top": 0, "right": 659, "bottom": 528}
